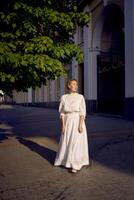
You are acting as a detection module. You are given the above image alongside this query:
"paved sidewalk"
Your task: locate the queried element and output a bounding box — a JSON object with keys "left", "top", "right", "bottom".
{"left": 0, "top": 104, "right": 134, "bottom": 200}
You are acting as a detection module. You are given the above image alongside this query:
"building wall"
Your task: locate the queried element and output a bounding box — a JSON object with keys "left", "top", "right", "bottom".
{"left": 12, "top": 90, "right": 28, "bottom": 104}
{"left": 5, "top": 0, "right": 134, "bottom": 119}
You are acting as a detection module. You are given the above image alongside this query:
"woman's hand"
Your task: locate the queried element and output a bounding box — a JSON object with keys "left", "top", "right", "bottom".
{"left": 78, "top": 115, "right": 84, "bottom": 133}
{"left": 60, "top": 116, "right": 65, "bottom": 134}
{"left": 61, "top": 126, "right": 65, "bottom": 134}
{"left": 78, "top": 124, "right": 83, "bottom": 133}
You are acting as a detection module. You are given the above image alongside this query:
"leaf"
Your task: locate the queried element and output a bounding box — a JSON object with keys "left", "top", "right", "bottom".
{"left": 0, "top": 0, "right": 89, "bottom": 95}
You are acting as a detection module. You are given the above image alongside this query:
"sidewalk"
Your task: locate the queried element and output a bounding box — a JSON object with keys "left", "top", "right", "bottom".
{"left": 0, "top": 104, "right": 134, "bottom": 200}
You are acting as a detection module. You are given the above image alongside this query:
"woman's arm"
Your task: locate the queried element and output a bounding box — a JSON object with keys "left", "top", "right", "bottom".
{"left": 59, "top": 95, "right": 65, "bottom": 134}
{"left": 78, "top": 95, "right": 86, "bottom": 133}
{"left": 60, "top": 115, "right": 65, "bottom": 134}
{"left": 78, "top": 115, "right": 84, "bottom": 133}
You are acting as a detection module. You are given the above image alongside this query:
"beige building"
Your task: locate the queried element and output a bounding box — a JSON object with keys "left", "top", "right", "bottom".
{"left": 6, "top": 0, "right": 134, "bottom": 120}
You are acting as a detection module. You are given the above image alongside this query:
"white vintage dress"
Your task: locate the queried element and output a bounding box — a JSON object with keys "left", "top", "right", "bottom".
{"left": 54, "top": 92, "right": 90, "bottom": 170}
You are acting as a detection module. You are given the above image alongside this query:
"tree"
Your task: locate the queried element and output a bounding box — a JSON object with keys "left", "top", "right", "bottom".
{"left": 0, "top": 0, "right": 89, "bottom": 96}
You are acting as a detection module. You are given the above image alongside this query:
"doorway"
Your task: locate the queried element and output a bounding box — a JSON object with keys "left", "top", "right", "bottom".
{"left": 97, "top": 4, "right": 125, "bottom": 114}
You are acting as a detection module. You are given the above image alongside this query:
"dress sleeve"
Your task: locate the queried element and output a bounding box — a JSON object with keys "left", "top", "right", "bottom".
{"left": 79, "top": 95, "right": 86, "bottom": 119}
{"left": 59, "top": 95, "right": 65, "bottom": 118}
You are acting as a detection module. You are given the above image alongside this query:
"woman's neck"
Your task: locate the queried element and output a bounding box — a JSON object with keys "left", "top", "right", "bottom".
{"left": 68, "top": 91, "right": 77, "bottom": 94}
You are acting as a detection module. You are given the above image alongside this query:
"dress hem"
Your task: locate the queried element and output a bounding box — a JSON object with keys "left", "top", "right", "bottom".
{"left": 54, "top": 161, "right": 90, "bottom": 170}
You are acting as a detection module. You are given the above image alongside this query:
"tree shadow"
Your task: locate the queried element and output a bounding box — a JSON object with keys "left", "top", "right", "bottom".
{"left": 16, "top": 136, "right": 57, "bottom": 165}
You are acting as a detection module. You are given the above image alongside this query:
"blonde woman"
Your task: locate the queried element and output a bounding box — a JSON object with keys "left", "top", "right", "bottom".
{"left": 54, "top": 79, "right": 90, "bottom": 173}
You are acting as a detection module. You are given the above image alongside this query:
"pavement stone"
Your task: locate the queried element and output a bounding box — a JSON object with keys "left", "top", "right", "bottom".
{"left": 0, "top": 104, "right": 134, "bottom": 200}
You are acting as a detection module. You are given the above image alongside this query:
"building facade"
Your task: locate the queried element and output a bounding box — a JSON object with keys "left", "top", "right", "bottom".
{"left": 6, "top": 0, "right": 134, "bottom": 120}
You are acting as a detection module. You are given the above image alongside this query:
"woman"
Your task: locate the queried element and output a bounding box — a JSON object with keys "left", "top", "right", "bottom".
{"left": 54, "top": 79, "right": 90, "bottom": 173}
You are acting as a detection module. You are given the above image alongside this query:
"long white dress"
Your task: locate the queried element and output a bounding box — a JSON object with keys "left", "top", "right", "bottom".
{"left": 54, "top": 92, "right": 90, "bottom": 170}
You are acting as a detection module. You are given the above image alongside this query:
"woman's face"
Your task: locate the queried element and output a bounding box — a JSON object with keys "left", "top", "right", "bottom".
{"left": 68, "top": 81, "right": 78, "bottom": 92}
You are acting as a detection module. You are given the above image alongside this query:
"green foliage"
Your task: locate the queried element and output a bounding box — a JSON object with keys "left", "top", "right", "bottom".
{"left": 0, "top": 0, "right": 89, "bottom": 96}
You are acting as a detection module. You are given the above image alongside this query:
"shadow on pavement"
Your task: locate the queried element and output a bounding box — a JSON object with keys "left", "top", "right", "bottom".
{"left": 16, "top": 136, "right": 57, "bottom": 165}
{"left": 0, "top": 105, "right": 60, "bottom": 140}
{"left": 91, "top": 136, "right": 134, "bottom": 175}
{"left": 1, "top": 105, "right": 134, "bottom": 175}
{"left": 0, "top": 128, "right": 14, "bottom": 143}
{"left": 0, "top": 129, "right": 9, "bottom": 142}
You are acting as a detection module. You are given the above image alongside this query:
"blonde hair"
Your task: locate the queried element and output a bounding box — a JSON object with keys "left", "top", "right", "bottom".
{"left": 66, "top": 79, "right": 78, "bottom": 90}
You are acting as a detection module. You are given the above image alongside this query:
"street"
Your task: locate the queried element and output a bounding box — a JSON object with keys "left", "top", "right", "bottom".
{"left": 0, "top": 104, "right": 134, "bottom": 200}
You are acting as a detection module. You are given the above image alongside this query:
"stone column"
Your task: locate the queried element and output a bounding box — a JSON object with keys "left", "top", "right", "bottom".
{"left": 83, "top": 16, "right": 98, "bottom": 112}
{"left": 71, "top": 59, "right": 78, "bottom": 80}
{"left": 124, "top": 0, "right": 134, "bottom": 119}
{"left": 50, "top": 80, "right": 55, "bottom": 101}
{"left": 28, "top": 88, "right": 32, "bottom": 104}
{"left": 59, "top": 77, "right": 65, "bottom": 96}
